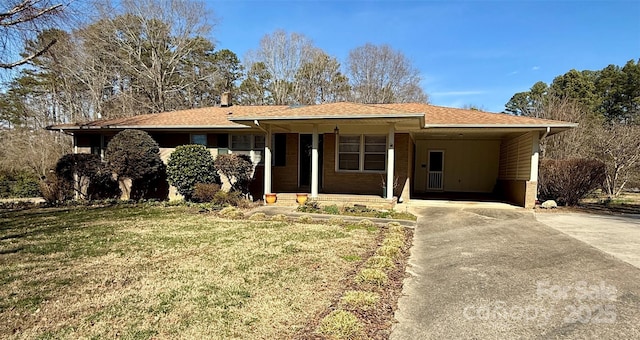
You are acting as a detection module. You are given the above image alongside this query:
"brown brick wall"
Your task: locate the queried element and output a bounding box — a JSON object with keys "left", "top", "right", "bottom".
{"left": 497, "top": 179, "right": 537, "bottom": 208}
{"left": 322, "top": 133, "right": 411, "bottom": 197}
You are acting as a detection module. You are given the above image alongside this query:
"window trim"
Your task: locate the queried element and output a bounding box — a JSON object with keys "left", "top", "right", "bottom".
{"left": 335, "top": 134, "right": 387, "bottom": 173}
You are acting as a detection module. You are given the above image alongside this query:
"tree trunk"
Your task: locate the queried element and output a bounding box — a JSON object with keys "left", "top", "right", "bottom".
{"left": 118, "top": 177, "right": 132, "bottom": 200}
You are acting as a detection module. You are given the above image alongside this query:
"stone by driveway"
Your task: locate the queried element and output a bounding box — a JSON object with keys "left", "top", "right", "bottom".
{"left": 536, "top": 212, "right": 640, "bottom": 269}
{"left": 391, "top": 207, "right": 640, "bottom": 339}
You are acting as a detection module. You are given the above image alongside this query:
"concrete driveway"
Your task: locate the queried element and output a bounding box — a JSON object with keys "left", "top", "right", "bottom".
{"left": 536, "top": 212, "right": 640, "bottom": 269}
{"left": 391, "top": 207, "right": 640, "bottom": 339}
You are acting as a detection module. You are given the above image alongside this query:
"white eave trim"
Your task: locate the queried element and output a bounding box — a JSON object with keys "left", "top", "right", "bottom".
{"left": 423, "top": 123, "right": 578, "bottom": 128}
{"left": 51, "top": 125, "right": 249, "bottom": 131}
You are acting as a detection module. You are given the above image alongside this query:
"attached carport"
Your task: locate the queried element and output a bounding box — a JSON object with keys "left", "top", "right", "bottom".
{"left": 412, "top": 124, "right": 574, "bottom": 208}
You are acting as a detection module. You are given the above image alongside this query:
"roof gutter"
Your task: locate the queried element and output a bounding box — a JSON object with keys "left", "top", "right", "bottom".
{"left": 423, "top": 123, "right": 578, "bottom": 129}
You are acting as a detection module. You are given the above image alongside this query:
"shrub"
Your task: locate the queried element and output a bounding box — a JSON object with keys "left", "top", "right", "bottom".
{"left": 357, "top": 219, "right": 375, "bottom": 228}
{"left": 55, "top": 153, "right": 104, "bottom": 199}
{"left": 297, "top": 215, "right": 314, "bottom": 224}
{"left": 131, "top": 163, "right": 169, "bottom": 201}
{"left": 322, "top": 204, "right": 340, "bottom": 215}
{"left": 340, "top": 291, "right": 380, "bottom": 311}
{"left": 365, "top": 255, "right": 395, "bottom": 270}
{"left": 214, "top": 154, "right": 254, "bottom": 194}
{"left": 382, "top": 236, "right": 404, "bottom": 248}
{"left": 39, "top": 173, "right": 73, "bottom": 203}
{"left": 297, "top": 200, "right": 320, "bottom": 213}
{"left": 271, "top": 214, "right": 289, "bottom": 222}
{"left": 192, "top": 183, "right": 221, "bottom": 203}
{"left": 538, "top": 158, "right": 606, "bottom": 206}
{"left": 212, "top": 190, "right": 246, "bottom": 207}
{"left": 167, "top": 145, "right": 220, "bottom": 200}
{"left": 354, "top": 268, "right": 388, "bottom": 286}
{"left": 376, "top": 245, "right": 400, "bottom": 258}
{"left": 218, "top": 206, "right": 244, "bottom": 219}
{"left": 0, "top": 170, "right": 41, "bottom": 198}
{"left": 248, "top": 212, "right": 266, "bottom": 221}
{"left": 317, "top": 310, "right": 363, "bottom": 339}
{"left": 328, "top": 217, "right": 345, "bottom": 226}
{"left": 87, "top": 171, "right": 121, "bottom": 200}
{"left": 105, "top": 129, "right": 164, "bottom": 199}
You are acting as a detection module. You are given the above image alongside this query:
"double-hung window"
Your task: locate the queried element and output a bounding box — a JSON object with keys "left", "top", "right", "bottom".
{"left": 338, "top": 135, "right": 387, "bottom": 172}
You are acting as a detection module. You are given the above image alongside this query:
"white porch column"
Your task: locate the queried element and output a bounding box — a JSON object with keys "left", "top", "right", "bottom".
{"left": 386, "top": 123, "right": 395, "bottom": 199}
{"left": 530, "top": 132, "right": 540, "bottom": 182}
{"left": 264, "top": 124, "right": 273, "bottom": 195}
{"left": 311, "top": 124, "right": 319, "bottom": 198}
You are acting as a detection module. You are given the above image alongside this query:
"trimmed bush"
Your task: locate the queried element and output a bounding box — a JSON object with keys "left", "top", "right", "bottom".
{"left": 167, "top": 145, "right": 220, "bottom": 200}
{"left": 192, "top": 183, "right": 221, "bottom": 203}
{"left": 55, "top": 153, "right": 103, "bottom": 199}
{"left": 105, "top": 129, "right": 164, "bottom": 200}
{"left": 538, "top": 158, "right": 606, "bottom": 206}
{"left": 214, "top": 154, "right": 254, "bottom": 194}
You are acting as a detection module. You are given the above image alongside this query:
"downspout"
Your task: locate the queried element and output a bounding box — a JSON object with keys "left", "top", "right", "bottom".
{"left": 540, "top": 126, "right": 550, "bottom": 158}
{"left": 541, "top": 126, "right": 551, "bottom": 140}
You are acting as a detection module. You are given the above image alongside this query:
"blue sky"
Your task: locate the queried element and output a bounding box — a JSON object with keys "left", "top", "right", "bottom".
{"left": 209, "top": 0, "right": 639, "bottom": 112}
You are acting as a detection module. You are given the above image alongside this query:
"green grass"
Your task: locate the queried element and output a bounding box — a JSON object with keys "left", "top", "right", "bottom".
{"left": 0, "top": 205, "right": 379, "bottom": 339}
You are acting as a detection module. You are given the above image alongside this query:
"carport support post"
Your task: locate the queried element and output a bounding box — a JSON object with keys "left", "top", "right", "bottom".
{"left": 386, "top": 123, "right": 395, "bottom": 199}
{"left": 311, "top": 124, "right": 319, "bottom": 198}
{"left": 264, "top": 124, "right": 272, "bottom": 196}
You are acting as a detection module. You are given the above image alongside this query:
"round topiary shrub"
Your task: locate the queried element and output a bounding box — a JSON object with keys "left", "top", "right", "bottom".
{"left": 105, "top": 129, "right": 164, "bottom": 200}
{"left": 166, "top": 145, "right": 220, "bottom": 200}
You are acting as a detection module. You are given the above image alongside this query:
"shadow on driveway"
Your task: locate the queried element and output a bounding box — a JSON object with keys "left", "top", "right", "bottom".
{"left": 392, "top": 207, "right": 640, "bottom": 339}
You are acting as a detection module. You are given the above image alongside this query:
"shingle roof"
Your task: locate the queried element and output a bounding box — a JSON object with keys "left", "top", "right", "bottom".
{"left": 372, "top": 103, "right": 571, "bottom": 126}
{"left": 228, "top": 102, "right": 421, "bottom": 119}
{"left": 48, "top": 102, "right": 576, "bottom": 130}
{"left": 49, "top": 105, "right": 287, "bottom": 130}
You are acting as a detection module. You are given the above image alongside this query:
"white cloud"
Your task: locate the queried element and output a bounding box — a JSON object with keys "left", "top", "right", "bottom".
{"left": 532, "top": 66, "right": 541, "bottom": 71}
{"left": 507, "top": 70, "right": 519, "bottom": 76}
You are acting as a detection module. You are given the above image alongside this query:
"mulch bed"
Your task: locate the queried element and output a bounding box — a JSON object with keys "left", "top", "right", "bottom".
{"left": 297, "top": 227, "right": 414, "bottom": 339}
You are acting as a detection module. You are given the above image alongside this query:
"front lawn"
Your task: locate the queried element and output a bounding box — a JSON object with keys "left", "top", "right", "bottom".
{"left": 0, "top": 205, "right": 385, "bottom": 339}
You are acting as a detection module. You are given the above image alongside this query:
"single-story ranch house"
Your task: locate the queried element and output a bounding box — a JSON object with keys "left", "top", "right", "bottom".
{"left": 49, "top": 99, "right": 575, "bottom": 208}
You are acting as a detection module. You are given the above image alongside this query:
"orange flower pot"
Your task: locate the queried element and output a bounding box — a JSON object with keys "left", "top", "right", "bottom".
{"left": 265, "top": 193, "right": 277, "bottom": 204}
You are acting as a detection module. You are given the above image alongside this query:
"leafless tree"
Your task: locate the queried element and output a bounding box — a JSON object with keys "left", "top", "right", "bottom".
{"left": 88, "top": 0, "right": 215, "bottom": 114}
{"left": 0, "top": 129, "right": 71, "bottom": 178}
{"left": 347, "top": 43, "right": 428, "bottom": 104}
{"left": 293, "top": 51, "right": 350, "bottom": 104}
{"left": 0, "top": 0, "right": 65, "bottom": 70}
{"left": 538, "top": 96, "right": 596, "bottom": 160}
{"left": 245, "top": 30, "right": 319, "bottom": 105}
{"left": 592, "top": 124, "right": 640, "bottom": 196}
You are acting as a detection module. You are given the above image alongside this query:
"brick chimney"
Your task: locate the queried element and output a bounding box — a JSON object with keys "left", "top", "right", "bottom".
{"left": 221, "top": 91, "right": 232, "bottom": 107}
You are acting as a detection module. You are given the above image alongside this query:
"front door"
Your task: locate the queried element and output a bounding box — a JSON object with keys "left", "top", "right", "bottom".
{"left": 299, "top": 134, "right": 323, "bottom": 190}
{"left": 427, "top": 150, "right": 444, "bottom": 190}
